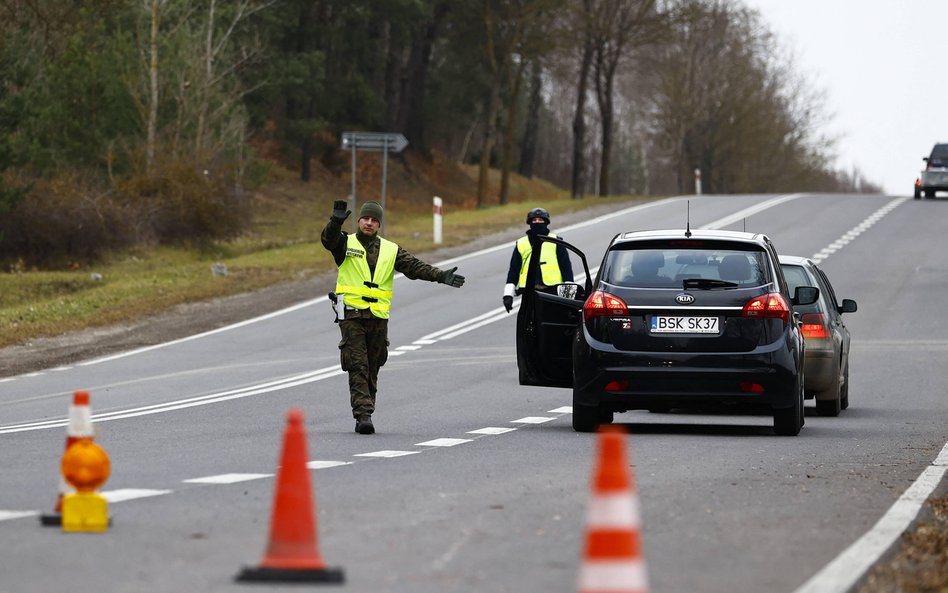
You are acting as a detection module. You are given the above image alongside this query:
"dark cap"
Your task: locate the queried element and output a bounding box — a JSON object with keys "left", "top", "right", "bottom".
{"left": 526, "top": 207, "right": 550, "bottom": 225}
{"left": 359, "top": 201, "right": 383, "bottom": 222}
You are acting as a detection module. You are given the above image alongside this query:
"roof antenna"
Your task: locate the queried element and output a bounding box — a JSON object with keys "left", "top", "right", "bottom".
{"left": 685, "top": 200, "right": 692, "bottom": 238}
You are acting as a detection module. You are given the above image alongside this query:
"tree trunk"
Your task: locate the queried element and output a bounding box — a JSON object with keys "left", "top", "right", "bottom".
{"left": 518, "top": 60, "right": 542, "bottom": 178}
{"left": 571, "top": 37, "right": 593, "bottom": 199}
{"left": 499, "top": 58, "right": 527, "bottom": 205}
{"left": 146, "top": 0, "right": 161, "bottom": 174}
{"left": 596, "top": 61, "right": 616, "bottom": 197}
{"left": 401, "top": 2, "right": 449, "bottom": 155}
{"left": 477, "top": 77, "right": 502, "bottom": 207}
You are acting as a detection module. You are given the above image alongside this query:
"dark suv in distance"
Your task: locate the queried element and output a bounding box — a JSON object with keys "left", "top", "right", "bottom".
{"left": 915, "top": 142, "right": 948, "bottom": 199}
{"left": 516, "top": 229, "right": 818, "bottom": 436}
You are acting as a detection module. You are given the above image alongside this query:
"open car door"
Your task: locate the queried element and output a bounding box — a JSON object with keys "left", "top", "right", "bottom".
{"left": 516, "top": 234, "right": 592, "bottom": 387}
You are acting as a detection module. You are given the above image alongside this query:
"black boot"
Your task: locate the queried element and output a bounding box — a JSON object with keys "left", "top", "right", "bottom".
{"left": 355, "top": 415, "right": 375, "bottom": 435}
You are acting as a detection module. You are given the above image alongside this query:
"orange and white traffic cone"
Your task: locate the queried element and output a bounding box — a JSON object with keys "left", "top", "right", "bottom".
{"left": 577, "top": 426, "right": 648, "bottom": 593}
{"left": 236, "top": 409, "right": 344, "bottom": 583}
{"left": 40, "top": 390, "right": 95, "bottom": 527}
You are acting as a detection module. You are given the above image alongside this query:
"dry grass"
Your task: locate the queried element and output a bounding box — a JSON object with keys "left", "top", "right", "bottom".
{"left": 0, "top": 156, "right": 649, "bottom": 348}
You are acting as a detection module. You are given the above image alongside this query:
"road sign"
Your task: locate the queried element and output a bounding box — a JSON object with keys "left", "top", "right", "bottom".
{"left": 341, "top": 132, "right": 408, "bottom": 153}
{"left": 341, "top": 132, "right": 409, "bottom": 231}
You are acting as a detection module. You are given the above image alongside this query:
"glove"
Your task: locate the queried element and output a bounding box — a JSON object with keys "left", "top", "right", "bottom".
{"left": 503, "top": 295, "right": 513, "bottom": 313}
{"left": 331, "top": 199, "right": 351, "bottom": 223}
{"left": 440, "top": 267, "right": 465, "bottom": 288}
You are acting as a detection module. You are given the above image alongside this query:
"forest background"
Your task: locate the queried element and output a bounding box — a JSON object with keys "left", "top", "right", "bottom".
{"left": 0, "top": 0, "right": 881, "bottom": 347}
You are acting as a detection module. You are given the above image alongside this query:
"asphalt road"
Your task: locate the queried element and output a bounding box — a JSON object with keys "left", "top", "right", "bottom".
{"left": 2, "top": 193, "right": 947, "bottom": 593}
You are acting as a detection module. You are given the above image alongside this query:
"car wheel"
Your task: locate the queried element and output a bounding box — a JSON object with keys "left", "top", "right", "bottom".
{"left": 572, "top": 389, "right": 601, "bottom": 432}
{"left": 925, "top": 189, "right": 935, "bottom": 198}
{"left": 774, "top": 378, "right": 804, "bottom": 436}
{"left": 840, "top": 362, "right": 850, "bottom": 410}
{"left": 814, "top": 369, "right": 841, "bottom": 417}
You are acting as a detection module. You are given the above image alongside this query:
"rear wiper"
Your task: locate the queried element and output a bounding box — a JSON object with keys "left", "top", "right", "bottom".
{"left": 682, "top": 278, "right": 738, "bottom": 289}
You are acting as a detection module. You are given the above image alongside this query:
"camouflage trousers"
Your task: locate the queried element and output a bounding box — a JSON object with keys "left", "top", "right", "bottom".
{"left": 338, "top": 316, "right": 389, "bottom": 419}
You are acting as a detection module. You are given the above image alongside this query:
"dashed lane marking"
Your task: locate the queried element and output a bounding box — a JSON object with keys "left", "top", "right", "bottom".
{"left": 415, "top": 438, "right": 473, "bottom": 447}
{"left": 0, "top": 510, "right": 39, "bottom": 522}
{"left": 306, "top": 460, "right": 353, "bottom": 470}
{"left": 182, "top": 473, "right": 273, "bottom": 484}
{"left": 101, "top": 488, "right": 173, "bottom": 503}
{"left": 467, "top": 427, "right": 517, "bottom": 435}
{"left": 511, "top": 416, "right": 556, "bottom": 424}
{"left": 354, "top": 450, "right": 420, "bottom": 458}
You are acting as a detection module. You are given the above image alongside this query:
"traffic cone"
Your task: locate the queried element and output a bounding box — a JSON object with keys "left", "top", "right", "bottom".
{"left": 236, "top": 409, "right": 344, "bottom": 583}
{"left": 40, "top": 390, "right": 94, "bottom": 527}
{"left": 577, "top": 426, "right": 648, "bottom": 593}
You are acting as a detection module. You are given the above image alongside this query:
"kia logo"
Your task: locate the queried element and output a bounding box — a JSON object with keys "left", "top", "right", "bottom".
{"left": 675, "top": 293, "right": 695, "bottom": 304}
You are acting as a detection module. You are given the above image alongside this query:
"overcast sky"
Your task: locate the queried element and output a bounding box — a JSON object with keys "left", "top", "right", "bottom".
{"left": 741, "top": 0, "right": 945, "bottom": 195}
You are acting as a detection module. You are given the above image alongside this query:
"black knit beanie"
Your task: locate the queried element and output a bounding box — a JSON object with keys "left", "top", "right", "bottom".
{"left": 359, "top": 201, "right": 383, "bottom": 222}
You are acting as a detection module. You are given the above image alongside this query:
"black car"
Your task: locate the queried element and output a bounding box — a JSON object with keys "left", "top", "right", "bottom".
{"left": 516, "top": 229, "right": 818, "bottom": 435}
{"left": 779, "top": 255, "right": 857, "bottom": 416}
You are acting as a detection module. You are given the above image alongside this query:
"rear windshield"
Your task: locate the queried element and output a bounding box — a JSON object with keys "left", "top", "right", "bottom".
{"left": 931, "top": 144, "right": 948, "bottom": 160}
{"left": 602, "top": 244, "right": 772, "bottom": 288}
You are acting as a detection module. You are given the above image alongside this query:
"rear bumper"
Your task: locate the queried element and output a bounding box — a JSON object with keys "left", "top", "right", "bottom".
{"left": 573, "top": 334, "right": 801, "bottom": 412}
{"left": 803, "top": 349, "right": 836, "bottom": 396}
{"left": 920, "top": 169, "right": 948, "bottom": 189}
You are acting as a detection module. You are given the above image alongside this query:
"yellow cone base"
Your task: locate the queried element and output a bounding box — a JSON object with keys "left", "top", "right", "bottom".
{"left": 62, "top": 492, "right": 109, "bottom": 532}
{"left": 235, "top": 565, "right": 345, "bottom": 583}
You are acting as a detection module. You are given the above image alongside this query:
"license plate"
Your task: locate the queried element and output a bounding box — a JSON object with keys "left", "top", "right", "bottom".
{"left": 650, "top": 316, "right": 719, "bottom": 334}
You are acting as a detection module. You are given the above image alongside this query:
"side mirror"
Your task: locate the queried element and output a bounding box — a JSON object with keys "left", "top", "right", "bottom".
{"left": 839, "top": 298, "right": 857, "bottom": 314}
{"left": 793, "top": 286, "right": 819, "bottom": 306}
{"left": 923, "top": 156, "right": 930, "bottom": 162}
{"left": 556, "top": 282, "right": 586, "bottom": 301}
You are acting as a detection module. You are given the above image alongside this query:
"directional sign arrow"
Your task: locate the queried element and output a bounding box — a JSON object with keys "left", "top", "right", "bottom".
{"left": 341, "top": 132, "right": 408, "bottom": 153}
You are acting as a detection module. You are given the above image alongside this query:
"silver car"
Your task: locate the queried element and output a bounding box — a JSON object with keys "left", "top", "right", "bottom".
{"left": 779, "top": 255, "right": 857, "bottom": 416}
{"left": 915, "top": 142, "right": 948, "bottom": 199}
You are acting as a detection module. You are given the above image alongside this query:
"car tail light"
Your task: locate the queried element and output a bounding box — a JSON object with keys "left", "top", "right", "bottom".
{"left": 604, "top": 380, "right": 630, "bottom": 392}
{"left": 741, "top": 293, "right": 791, "bottom": 322}
{"left": 799, "top": 313, "right": 829, "bottom": 339}
{"left": 739, "top": 381, "right": 765, "bottom": 393}
{"left": 584, "top": 290, "right": 628, "bottom": 320}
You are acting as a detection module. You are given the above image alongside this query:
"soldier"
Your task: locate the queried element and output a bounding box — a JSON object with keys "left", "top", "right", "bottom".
{"left": 322, "top": 199, "right": 465, "bottom": 434}
{"left": 502, "top": 207, "right": 573, "bottom": 312}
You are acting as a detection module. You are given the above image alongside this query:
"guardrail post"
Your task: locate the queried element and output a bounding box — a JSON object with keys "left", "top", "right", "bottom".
{"left": 433, "top": 196, "right": 443, "bottom": 245}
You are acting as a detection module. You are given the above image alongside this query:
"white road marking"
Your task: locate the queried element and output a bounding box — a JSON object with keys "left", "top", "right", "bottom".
{"left": 810, "top": 197, "right": 908, "bottom": 264}
{"left": 415, "top": 438, "right": 472, "bottom": 447}
{"left": 395, "top": 344, "right": 422, "bottom": 351}
{"left": 701, "top": 193, "right": 807, "bottom": 230}
{"left": 354, "top": 450, "right": 420, "bottom": 458}
{"left": 467, "top": 427, "right": 517, "bottom": 435}
{"left": 0, "top": 510, "right": 39, "bottom": 522}
{"left": 101, "top": 488, "right": 173, "bottom": 503}
{"left": 548, "top": 406, "right": 572, "bottom": 413}
{"left": 511, "top": 416, "right": 555, "bottom": 424}
{"left": 792, "top": 442, "right": 948, "bottom": 593}
{"left": 306, "top": 460, "right": 353, "bottom": 470}
{"left": 182, "top": 473, "right": 272, "bottom": 484}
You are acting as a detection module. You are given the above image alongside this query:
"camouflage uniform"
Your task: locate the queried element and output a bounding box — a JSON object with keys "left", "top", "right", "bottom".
{"left": 321, "top": 217, "right": 447, "bottom": 419}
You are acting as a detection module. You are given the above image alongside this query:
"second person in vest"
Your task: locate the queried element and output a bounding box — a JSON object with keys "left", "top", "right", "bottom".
{"left": 322, "top": 199, "right": 465, "bottom": 435}
{"left": 502, "top": 207, "right": 574, "bottom": 312}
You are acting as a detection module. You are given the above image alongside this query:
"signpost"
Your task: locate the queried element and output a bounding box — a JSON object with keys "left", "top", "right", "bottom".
{"left": 341, "top": 132, "right": 408, "bottom": 232}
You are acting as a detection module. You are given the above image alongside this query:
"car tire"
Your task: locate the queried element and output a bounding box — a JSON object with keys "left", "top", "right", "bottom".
{"left": 814, "top": 369, "right": 842, "bottom": 417}
{"left": 840, "top": 362, "right": 850, "bottom": 410}
{"left": 572, "top": 403, "right": 600, "bottom": 432}
{"left": 925, "top": 189, "right": 935, "bottom": 198}
{"left": 774, "top": 378, "right": 804, "bottom": 436}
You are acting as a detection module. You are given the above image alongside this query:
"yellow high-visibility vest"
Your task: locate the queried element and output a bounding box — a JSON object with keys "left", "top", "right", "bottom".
{"left": 517, "top": 233, "right": 562, "bottom": 287}
{"left": 335, "top": 234, "right": 398, "bottom": 319}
